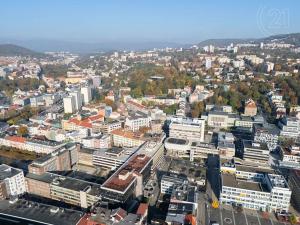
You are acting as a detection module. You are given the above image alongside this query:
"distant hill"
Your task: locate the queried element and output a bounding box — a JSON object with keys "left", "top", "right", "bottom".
{"left": 198, "top": 38, "right": 255, "bottom": 47}
{"left": 198, "top": 33, "right": 300, "bottom": 48}
{"left": 257, "top": 33, "right": 300, "bottom": 46}
{"left": 0, "top": 44, "right": 45, "bottom": 57}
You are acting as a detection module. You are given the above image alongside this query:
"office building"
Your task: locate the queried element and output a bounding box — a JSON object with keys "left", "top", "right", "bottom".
{"left": 220, "top": 173, "right": 291, "bottom": 212}
{"left": 169, "top": 117, "right": 205, "bottom": 142}
{"left": 63, "top": 96, "right": 76, "bottom": 114}
{"left": 70, "top": 90, "right": 82, "bottom": 111}
{"left": 0, "top": 164, "right": 26, "bottom": 198}
{"left": 81, "top": 85, "right": 92, "bottom": 105}
{"left": 242, "top": 140, "right": 270, "bottom": 166}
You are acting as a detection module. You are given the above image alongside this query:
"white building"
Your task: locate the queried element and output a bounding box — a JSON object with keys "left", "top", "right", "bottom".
{"left": 205, "top": 58, "right": 212, "bottom": 70}
{"left": 125, "top": 112, "right": 151, "bottom": 132}
{"left": 0, "top": 164, "right": 26, "bottom": 197}
{"left": 169, "top": 117, "right": 205, "bottom": 142}
{"left": 278, "top": 117, "right": 300, "bottom": 139}
{"left": 63, "top": 96, "right": 76, "bottom": 114}
{"left": 81, "top": 85, "right": 92, "bottom": 105}
{"left": 220, "top": 172, "right": 291, "bottom": 212}
{"left": 70, "top": 90, "right": 82, "bottom": 111}
{"left": 161, "top": 174, "right": 187, "bottom": 195}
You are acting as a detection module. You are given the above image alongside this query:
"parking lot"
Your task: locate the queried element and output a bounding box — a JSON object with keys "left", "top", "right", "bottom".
{"left": 208, "top": 205, "right": 288, "bottom": 225}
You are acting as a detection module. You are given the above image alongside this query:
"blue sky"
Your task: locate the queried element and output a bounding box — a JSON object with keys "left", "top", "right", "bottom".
{"left": 1, "top": 0, "right": 299, "bottom": 43}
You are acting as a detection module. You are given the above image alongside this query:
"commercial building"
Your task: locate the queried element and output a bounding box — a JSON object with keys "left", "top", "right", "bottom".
{"left": 82, "top": 134, "right": 111, "bottom": 149}
{"left": 220, "top": 172, "right": 291, "bottom": 212}
{"left": 278, "top": 117, "right": 300, "bottom": 139}
{"left": 160, "top": 174, "right": 187, "bottom": 195}
{"left": 70, "top": 90, "right": 82, "bottom": 111}
{"left": 0, "top": 135, "right": 66, "bottom": 154}
{"left": 0, "top": 199, "right": 83, "bottom": 225}
{"left": 125, "top": 112, "right": 151, "bottom": 132}
{"left": 63, "top": 96, "right": 76, "bottom": 114}
{"left": 242, "top": 140, "right": 270, "bottom": 166}
{"left": 0, "top": 164, "right": 26, "bottom": 198}
{"left": 26, "top": 172, "right": 101, "bottom": 208}
{"left": 81, "top": 85, "right": 92, "bottom": 105}
{"left": 279, "top": 145, "right": 300, "bottom": 169}
{"left": 111, "top": 128, "right": 145, "bottom": 148}
{"left": 92, "top": 147, "right": 135, "bottom": 171}
{"left": 28, "top": 144, "right": 77, "bottom": 175}
{"left": 101, "top": 154, "right": 152, "bottom": 204}
{"left": 169, "top": 117, "right": 205, "bottom": 142}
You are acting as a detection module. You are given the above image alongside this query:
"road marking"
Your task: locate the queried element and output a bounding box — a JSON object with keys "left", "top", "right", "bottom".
{"left": 269, "top": 216, "right": 274, "bottom": 225}
{"left": 243, "top": 209, "right": 249, "bottom": 225}
{"left": 256, "top": 211, "right": 262, "bottom": 225}
{"left": 231, "top": 207, "right": 236, "bottom": 225}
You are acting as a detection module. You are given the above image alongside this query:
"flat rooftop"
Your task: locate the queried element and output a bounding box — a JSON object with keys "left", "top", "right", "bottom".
{"left": 0, "top": 165, "right": 21, "bottom": 181}
{"left": 166, "top": 137, "right": 189, "bottom": 145}
{"left": 236, "top": 165, "right": 274, "bottom": 174}
{"left": 102, "top": 154, "right": 151, "bottom": 192}
{"left": 222, "top": 173, "right": 269, "bottom": 192}
{"left": 0, "top": 199, "right": 83, "bottom": 225}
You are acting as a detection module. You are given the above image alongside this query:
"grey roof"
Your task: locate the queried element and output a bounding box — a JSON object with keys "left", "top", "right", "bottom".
{"left": 0, "top": 199, "right": 83, "bottom": 225}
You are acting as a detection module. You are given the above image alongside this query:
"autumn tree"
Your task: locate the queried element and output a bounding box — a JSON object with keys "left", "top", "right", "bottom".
{"left": 17, "top": 126, "right": 28, "bottom": 137}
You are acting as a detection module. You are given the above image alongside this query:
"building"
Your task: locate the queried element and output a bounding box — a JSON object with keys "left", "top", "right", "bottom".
{"left": 220, "top": 172, "right": 291, "bottom": 212}
{"left": 92, "top": 120, "right": 122, "bottom": 134}
{"left": 164, "top": 137, "right": 218, "bottom": 161}
{"left": 160, "top": 174, "right": 187, "bottom": 195}
{"left": 28, "top": 145, "right": 77, "bottom": 175}
{"left": 279, "top": 145, "right": 300, "bottom": 169}
{"left": 288, "top": 169, "right": 300, "bottom": 212}
{"left": 92, "top": 147, "right": 135, "bottom": 171}
{"left": 0, "top": 135, "right": 66, "bottom": 154}
{"left": 81, "top": 85, "right": 92, "bottom": 105}
{"left": 70, "top": 90, "right": 82, "bottom": 111}
{"left": 278, "top": 117, "right": 300, "bottom": 139}
{"left": 125, "top": 112, "right": 151, "bottom": 132}
{"left": 0, "top": 199, "right": 83, "bottom": 225}
{"left": 244, "top": 99, "right": 257, "bottom": 117}
{"left": 63, "top": 96, "right": 76, "bottom": 114}
{"left": 242, "top": 140, "right": 270, "bottom": 166}
{"left": 26, "top": 172, "right": 101, "bottom": 208}
{"left": 0, "top": 164, "right": 26, "bottom": 198}
{"left": 204, "top": 111, "right": 237, "bottom": 129}
{"left": 101, "top": 154, "right": 152, "bottom": 204}
{"left": 218, "top": 132, "right": 236, "bottom": 158}
{"left": 82, "top": 134, "right": 111, "bottom": 149}
{"left": 169, "top": 117, "right": 205, "bottom": 142}
{"left": 165, "top": 182, "right": 197, "bottom": 225}
{"left": 253, "top": 124, "right": 279, "bottom": 151}
{"left": 111, "top": 128, "right": 145, "bottom": 148}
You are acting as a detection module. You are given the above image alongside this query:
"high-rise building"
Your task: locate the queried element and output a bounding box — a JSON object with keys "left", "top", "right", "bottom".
{"left": 63, "top": 96, "right": 76, "bottom": 114}
{"left": 70, "top": 90, "right": 82, "bottom": 111}
{"left": 81, "top": 86, "right": 92, "bottom": 105}
{"left": 205, "top": 58, "right": 212, "bottom": 69}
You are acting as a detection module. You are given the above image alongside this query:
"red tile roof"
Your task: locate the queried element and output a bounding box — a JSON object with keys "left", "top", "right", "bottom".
{"left": 6, "top": 136, "right": 26, "bottom": 143}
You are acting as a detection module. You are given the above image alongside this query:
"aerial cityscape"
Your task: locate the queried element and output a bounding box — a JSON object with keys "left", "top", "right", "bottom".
{"left": 0, "top": 1, "right": 300, "bottom": 225}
